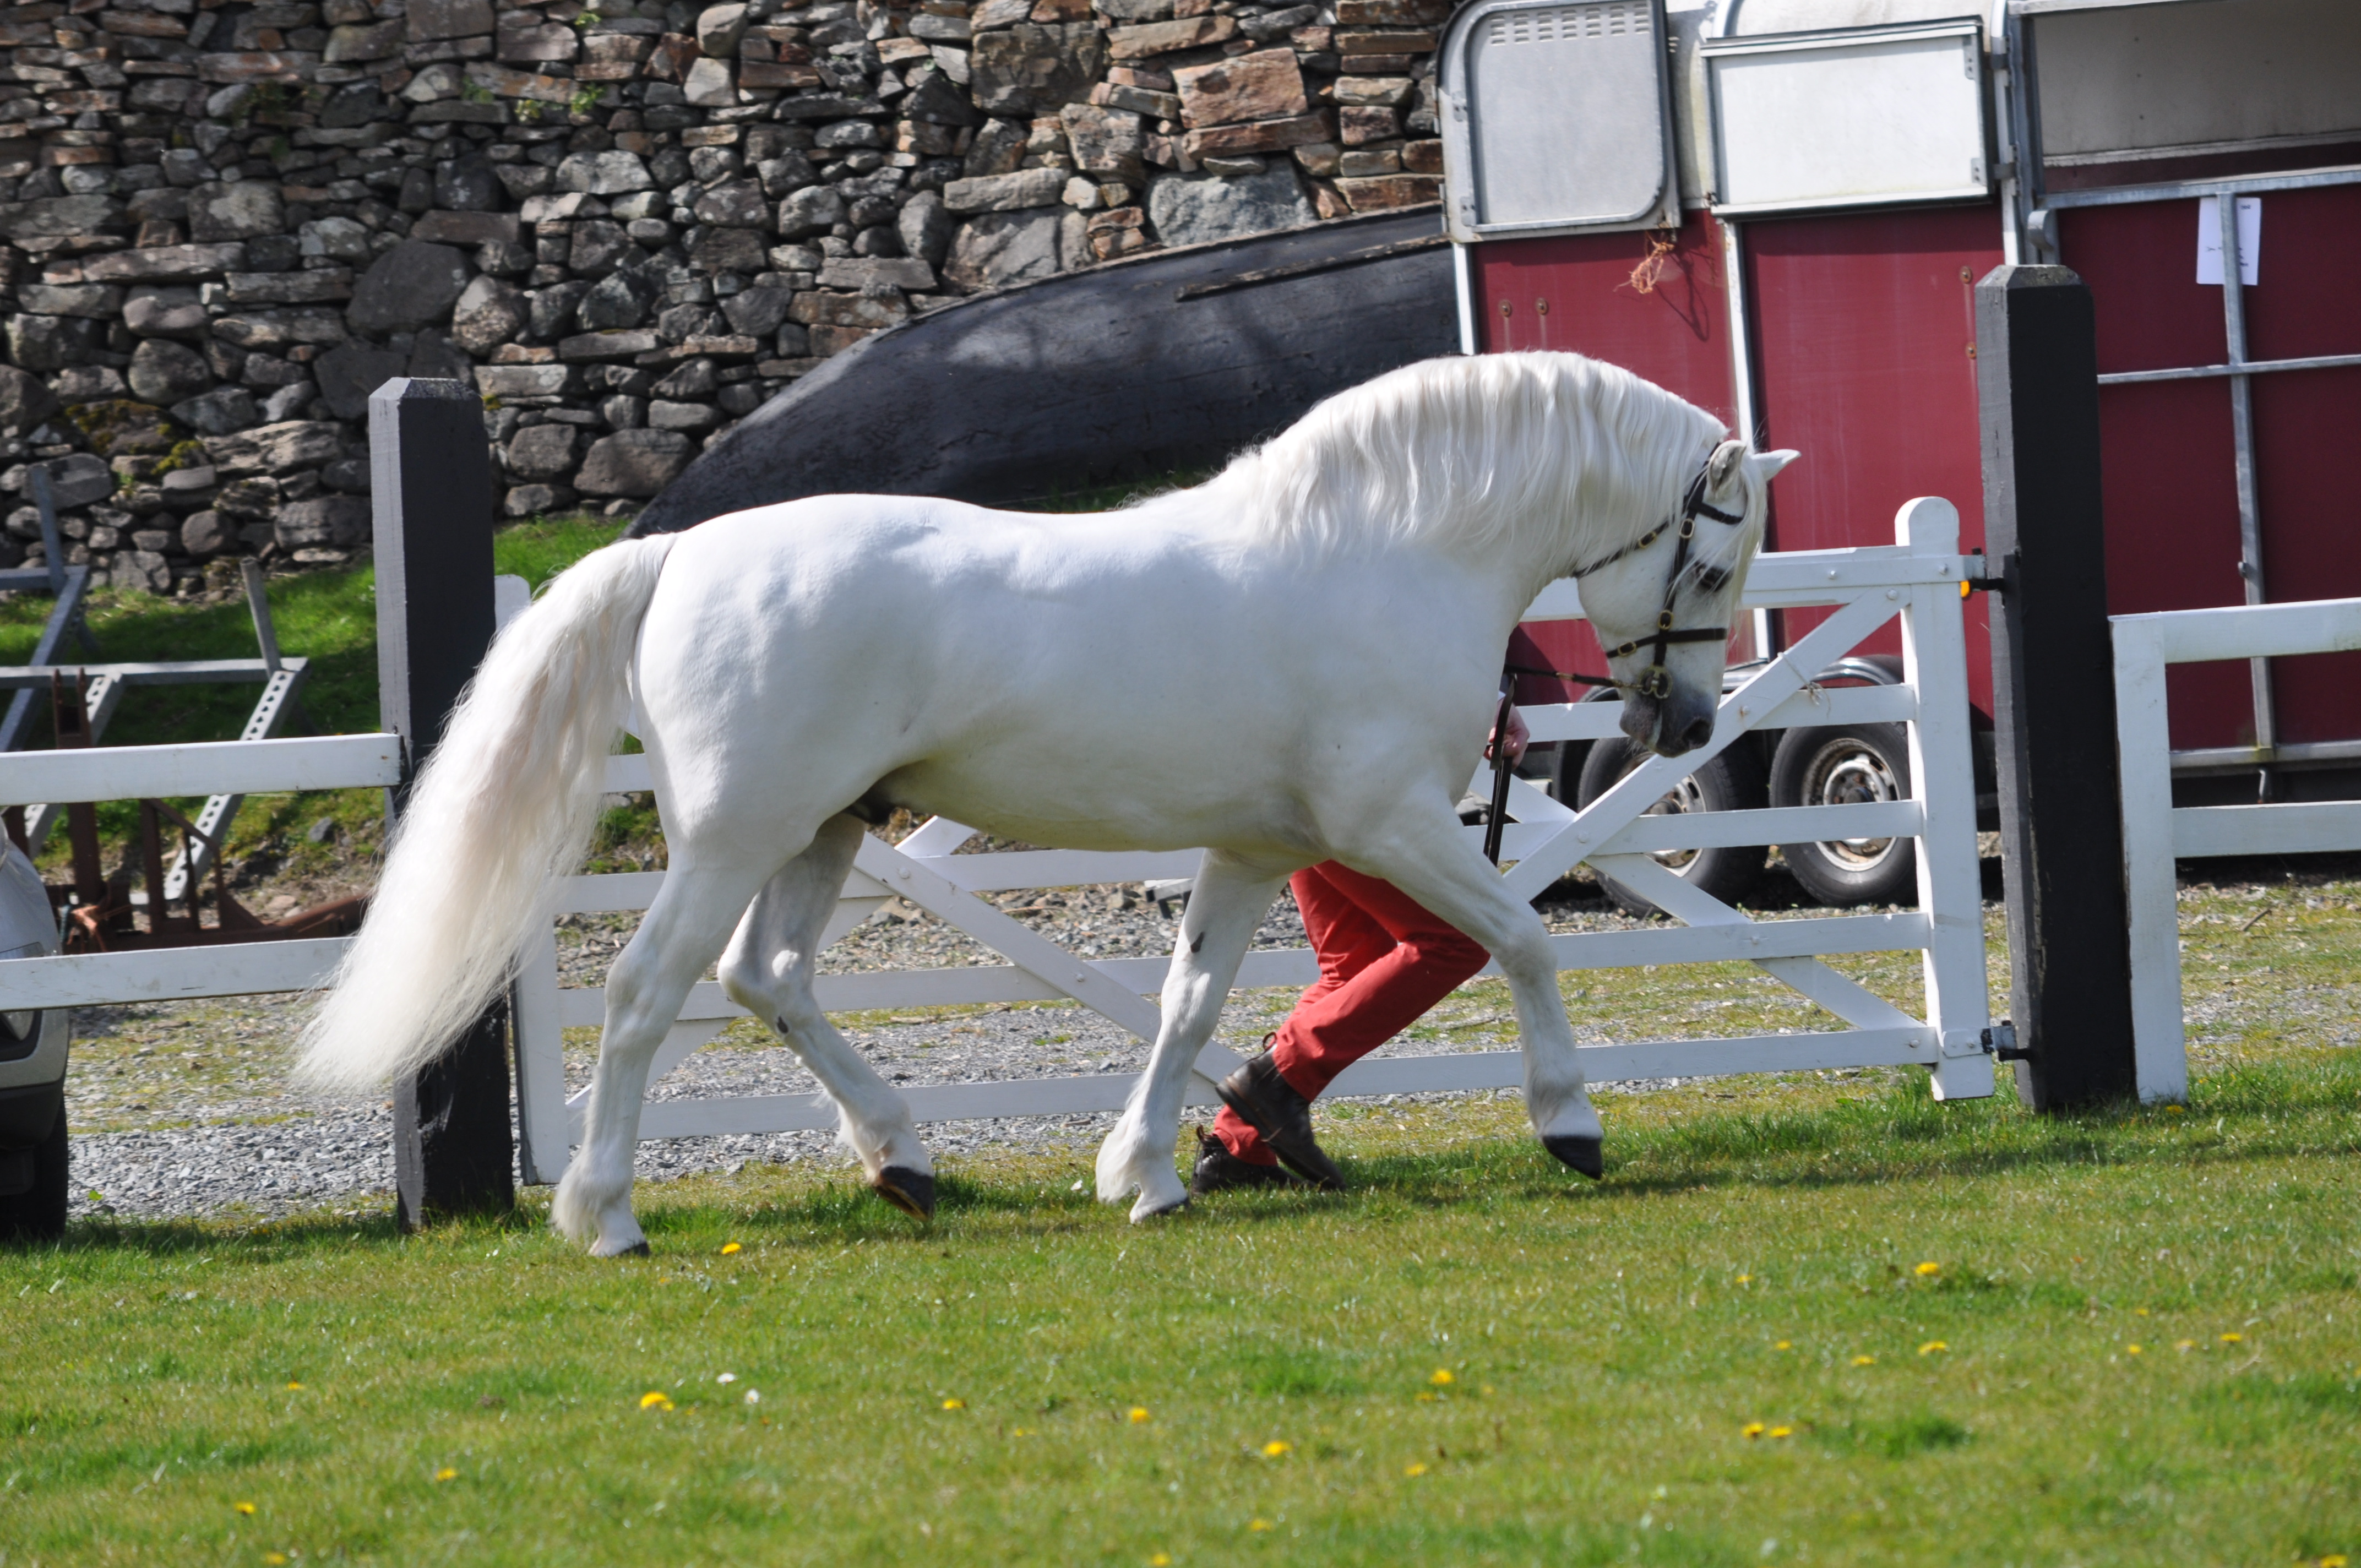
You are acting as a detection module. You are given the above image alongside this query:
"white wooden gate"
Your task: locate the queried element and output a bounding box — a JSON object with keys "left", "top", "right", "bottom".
{"left": 2110, "top": 595, "right": 2361, "bottom": 1104}
{"left": 508, "top": 495, "right": 1996, "bottom": 1183}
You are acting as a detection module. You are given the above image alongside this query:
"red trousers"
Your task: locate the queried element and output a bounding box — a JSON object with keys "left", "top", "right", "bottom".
{"left": 1212, "top": 861, "right": 1490, "bottom": 1164}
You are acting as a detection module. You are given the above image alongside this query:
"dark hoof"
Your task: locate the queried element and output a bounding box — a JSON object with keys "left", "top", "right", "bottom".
{"left": 873, "top": 1167, "right": 936, "bottom": 1221}
{"left": 1543, "top": 1135, "right": 1604, "bottom": 1180}
{"left": 620, "top": 1240, "right": 652, "bottom": 1257}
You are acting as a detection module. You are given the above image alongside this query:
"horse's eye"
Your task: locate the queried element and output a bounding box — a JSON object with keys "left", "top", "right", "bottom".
{"left": 1694, "top": 565, "right": 1729, "bottom": 595}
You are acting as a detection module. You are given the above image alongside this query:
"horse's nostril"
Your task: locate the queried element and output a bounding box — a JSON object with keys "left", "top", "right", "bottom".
{"left": 1678, "top": 714, "right": 1713, "bottom": 752}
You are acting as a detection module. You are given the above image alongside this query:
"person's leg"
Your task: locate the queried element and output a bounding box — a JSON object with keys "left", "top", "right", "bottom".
{"left": 1269, "top": 861, "right": 1490, "bottom": 1098}
{"left": 1210, "top": 864, "right": 1394, "bottom": 1167}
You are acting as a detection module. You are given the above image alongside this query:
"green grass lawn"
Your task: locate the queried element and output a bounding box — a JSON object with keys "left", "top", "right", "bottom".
{"left": 6, "top": 1049, "right": 2358, "bottom": 1566}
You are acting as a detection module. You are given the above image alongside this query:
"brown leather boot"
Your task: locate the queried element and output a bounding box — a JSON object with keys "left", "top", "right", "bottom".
{"left": 1214, "top": 1052, "right": 1345, "bottom": 1190}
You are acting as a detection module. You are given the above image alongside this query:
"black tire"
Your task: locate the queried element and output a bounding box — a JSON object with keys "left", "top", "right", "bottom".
{"left": 1574, "top": 737, "right": 1768, "bottom": 917}
{"left": 0, "top": 1096, "right": 67, "bottom": 1245}
{"left": 1769, "top": 722, "right": 1918, "bottom": 907}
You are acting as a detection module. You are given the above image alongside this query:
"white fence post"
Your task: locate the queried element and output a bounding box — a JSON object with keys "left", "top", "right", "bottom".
{"left": 1895, "top": 497, "right": 1993, "bottom": 1101}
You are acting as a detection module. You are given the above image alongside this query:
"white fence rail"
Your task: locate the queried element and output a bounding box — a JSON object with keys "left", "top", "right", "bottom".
{"left": 509, "top": 496, "right": 1994, "bottom": 1183}
{"left": 2111, "top": 596, "right": 2361, "bottom": 1103}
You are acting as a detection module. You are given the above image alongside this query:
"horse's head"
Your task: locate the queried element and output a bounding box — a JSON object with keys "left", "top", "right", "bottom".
{"left": 1578, "top": 439, "right": 1797, "bottom": 758}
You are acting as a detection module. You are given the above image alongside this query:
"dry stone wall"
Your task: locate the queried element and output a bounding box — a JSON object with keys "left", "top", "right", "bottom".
{"left": 0, "top": 0, "right": 1449, "bottom": 594}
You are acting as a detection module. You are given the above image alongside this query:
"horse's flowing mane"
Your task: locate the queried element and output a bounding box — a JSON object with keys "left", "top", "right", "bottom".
{"left": 1160, "top": 352, "right": 1733, "bottom": 570}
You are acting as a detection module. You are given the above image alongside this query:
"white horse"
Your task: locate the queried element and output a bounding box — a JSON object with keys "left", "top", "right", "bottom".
{"left": 301, "top": 351, "right": 1794, "bottom": 1255}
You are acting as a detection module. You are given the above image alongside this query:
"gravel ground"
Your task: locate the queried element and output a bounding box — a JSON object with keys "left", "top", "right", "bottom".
{"left": 71, "top": 830, "right": 2314, "bottom": 1231}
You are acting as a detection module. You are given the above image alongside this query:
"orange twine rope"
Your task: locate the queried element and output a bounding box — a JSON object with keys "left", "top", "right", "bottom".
{"left": 1625, "top": 227, "right": 1679, "bottom": 295}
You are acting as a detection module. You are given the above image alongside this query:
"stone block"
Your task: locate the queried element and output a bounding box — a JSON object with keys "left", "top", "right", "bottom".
{"left": 720, "top": 285, "right": 795, "bottom": 337}
{"left": 313, "top": 342, "right": 409, "bottom": 420}
{"left": 204, "top": 420, "right": 347, "bottom": 477}
{"left": 1062, "top": 103, "right": 1147, "bottom": 181}
{"left": 275, "top": 494, "right": 372, "bottom": 549}
{"left": 943, "top": 208, "right": 1065, "bottom": 290}
{"left": 82, "top": 244, "right": 249, "bottom": 282}
{"left": 897, "top": 190, "right": 953, "bottom": 265}
{"left": 1338, "top": 105, "right": 1399, "bottom": 145}
{"left": 1331, "top": 74, "right": 1414, "bottom": 107}
{"left": 1402, "top": 138, "right": 1444, "bottom": 175}
{"left": 411, "top": 210, "right": 524, "bottom": 246}
{"left": 409, "top": 0, "right": 496, "bottom": 42}
{"left": 648, "top": 400, "right": 722, "bottom": 432}
{"left": 43, "top": 454, "right": 115, "bottom": 510}
{"left": 225, "top": 270, "right": 355, "bottom": 305}
{"left": 683, "top": 56, "right": 736, "bottom": 107}
{"left": 1181, "top": 110, "right": 1335, "bottom": 160}
{"left": 4, "top": 315, "right": 100, "bottom": 373}
{"left": 1106, "top": 13, "right": 1234, "bottom": 59}
{"left": 128, "top": 340, "right": 213, "bottom": 406}
{"left": 693, "top": 179, "right": 771, "bottom": 228}
{"left": 475, "top": 363, "right": 575, "bottom": 400}
{"left": 504, "top": 421, "right": 579, "bottom": 481}
{"left": 346, "top": 241, "right": 470, "bottom": 333}
{"left": 18, "top": 284, "right": 124, "bottom": 319}
{"left": 970, "top": 23, "right": 1108, "bottom": 113}
{"left": 560, "top": 329, "right": 664, "bottom": 361}
{"left": 1173, "top": 48, "right": 1305, "bottom": 128}
{"left": 496, "top": 20, "right": 578, "bottom": 63}
{"left": 1332, "top": 0, "right": 1449, "bottom": 23}
{"left": 451, "top": 275, "right": 530, "bottom": 356}
{"left": 807, "top": 324, "right": 877, "bottom": 356}
{"left": 786, "top": 291, "right": 910, "bottom": 329}
{"left": 688, "top": 228, "right": 769, "bottom": 275}
{"left": 195, "top": 51, "right": 320, "bottom": 83}
{"left": 1091, "top": 80, "right": 1183, "bottom": 119}
{"left": 696, "top": 3, "right": 748, "bottom": 56}
{"left": 815, "top": 257, "right": 939, "bottom": 291}
{"left": 503, "top": 483, "right": 569, "bottom": 517}
{"left": 0, "top": 194, "right": 126, "bottom": 242}
{"left": 776, "top": 184, "right": 848, "bottom": 237}
{"left": 1333, "top": 172, "right": 1440, "bottom": 210}
{"left": 325, "top": 19, "right": 405, "bottom": 61}
{"left": 944, "top": 167, "right": 1068, "bottom": 214}
{"left": 1146, "top": 162, "right": 1316, "bottom": 246}
{"left": 575, "top": 427, "right": 693, "bottom": 497}
{"left": 300, "top": 217, "right": 376, "bottom": 263}
{"left": 181, "top": 510, "right": 232, "bottom": 557}
{"left": 560, "top": 150, "right": 656, "bottom": 195}
{"left": 0, "top": 367, "right": 58, "bottom": 435}
{"left": 169, "top": 386, "right": 262, "bottom": 437}
{"left": 741, "top": 59, "right": 824, "bottom": 89}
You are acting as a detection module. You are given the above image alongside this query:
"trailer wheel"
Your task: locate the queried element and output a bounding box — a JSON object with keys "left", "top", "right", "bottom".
{"left": 1574, "top": 738, "right": 1767, "bottom": 917}
{"left": 0, "top": 1096, "right": 67, "bottom": 1245}
{"left": 1769, "top": 723, "right": 1918, "bottom": 907}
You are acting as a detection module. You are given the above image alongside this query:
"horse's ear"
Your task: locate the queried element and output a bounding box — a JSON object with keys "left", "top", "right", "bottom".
{"left": 1747, "top": 449, "right": 1800, "bottom": 483}
{"left": 1707, "top": 439, "right": 1749, "bottom": 491}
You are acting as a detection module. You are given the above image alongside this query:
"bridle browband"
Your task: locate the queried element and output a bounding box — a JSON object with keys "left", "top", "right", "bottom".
{"left": 1481, "top": 446, "right": 1751, "bottom": 864}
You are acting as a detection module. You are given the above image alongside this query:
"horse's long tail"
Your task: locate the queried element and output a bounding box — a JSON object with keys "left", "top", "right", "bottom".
{"left": 297, "top": 535, "right": 676, "bottom": 1093}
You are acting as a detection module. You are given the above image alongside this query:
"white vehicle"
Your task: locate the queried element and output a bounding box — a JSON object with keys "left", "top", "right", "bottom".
{"left": 0, "top": 840, "right": 69, "bottom": 1242}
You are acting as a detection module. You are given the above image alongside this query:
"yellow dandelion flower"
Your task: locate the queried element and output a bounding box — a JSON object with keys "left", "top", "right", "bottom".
{"left": 720, "top": 1242, "right": 742, "bottom": 1256}
{"left": 1430, "top": 1368, "right": 1454, "bottom": 1385}
{"left": 264, "top": 1555, "right": 290, "bottom": 1566}
{"left": 1249, "top": 1519, "right": 1274, "bottom": 1532}
{"left": 1405, "top": 1462, "right": 1429, "bottom": 1477}
{"left": 1774, "top": 1341, "right": 1792, "bottom": 1352}
{"left": 1736, "top": 1274, "right": 1752, "bottom": 1284}
{"left": 235, "top": 1502, "right": 257, "bottom": 1516}
{"left": 639, "top": 1391, "right": 673, "bottom": 1411}
{"left": 2126, "top": 1344, "right": 2145, "bottom": 1355}
{"left": 2164, "top": 1104, "right": 2185, "bottom": 1115}
{"left": 2134, "top": 1306, "right": 2148, "bottom": 1316}
{"left": 1851, "top": 1355, "right": 1876, "bottom": 1367}
{"left": 1129, "top": 1406, "right": 1151, "bottom": 1424}
{"left": 1151, "top": 1555, "right": 1173, "bottom": 1567}
{"left": 2319, "top": 1555, "right": 2347, "bottom": 1568}
{"left": 1769, "top": 1427, "right": 1793, "bottom": 1439}
{"left": 1743, "top": 1422, "right": 1766, "bottom": 1439}
{"left": 433, "top": 1467, "right": 458, "bottom": 1482}
{"left": 2220, "top": 1332, "right": 2244, "bottom": 1344}
{"left": 1262, "top": 1440, "right": 1293, "bottom": 1457}
{"left": 941, "top": 1397, "right": 966, "bottom": 1411}
{"left": 1919, "top": 1341, "right": 1947, "bottom": 1356}
{"left": 2176, "top": 1340, "right": 2196, "bottom": 1352}
{"left": 285, "top": 1381, "right": 303, "bottom": 1391}
{"left": 1011, "top": 1427, "right": 1032, "bottom": 1437}
{"left": 1913, "top": 1261, "right": 1941, "bottom": 1277}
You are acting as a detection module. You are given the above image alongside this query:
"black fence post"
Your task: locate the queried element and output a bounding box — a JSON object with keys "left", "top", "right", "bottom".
{"left": 1974, "top": 264, "right": 2139, "bottom": 1109}
{"left": 371, "top": 376, "right": 514, "bottom": 1228}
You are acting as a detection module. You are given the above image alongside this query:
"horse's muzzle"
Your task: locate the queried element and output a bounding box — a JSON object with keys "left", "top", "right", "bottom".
{"left": 1620, "top": 684, "right": 1716, "bottom": 758}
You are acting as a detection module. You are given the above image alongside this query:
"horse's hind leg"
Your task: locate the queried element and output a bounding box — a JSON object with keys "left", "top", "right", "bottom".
{"left": 1096, "top": 850, "right": 1293, "bottom": 1221}
{"left": 717, "top": 814, "right": 935, "bottom": 1218}
{"left": 551, "top": 853, "right": 785, "bottom": 1256}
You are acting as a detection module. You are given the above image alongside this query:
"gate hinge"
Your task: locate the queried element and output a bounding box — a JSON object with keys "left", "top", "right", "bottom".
{"left": 1981, "top": 1021, "right": 2030, "bottom": 1060}
{"left": 1939, "top": 1028, "right": 1987, "bottom": 1058}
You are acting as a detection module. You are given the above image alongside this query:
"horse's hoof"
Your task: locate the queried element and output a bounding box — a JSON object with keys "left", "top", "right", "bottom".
{"left": 1543, "top": 1135, "right": 1604, "bottom": 1180}
{"left": 1129, "top": 1191, "right": 1190, "bottom": 1223}
{"left": 873, "top": 1167, "right": 936, "bottom": 1221}
{"left": 598, "top": 1239, "right": 651, "bottom": 1257}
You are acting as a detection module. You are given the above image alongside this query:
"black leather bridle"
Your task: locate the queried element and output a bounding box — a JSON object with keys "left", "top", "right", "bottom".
{"left": 1481, "top": 447, "right": 1751, "bottom": 864}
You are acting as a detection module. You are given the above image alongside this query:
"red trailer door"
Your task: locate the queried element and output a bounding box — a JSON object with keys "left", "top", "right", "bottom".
{"left": 1472, "top": 213, "right": 1739, "bottom": 703}
{"left": 2060, "top": 181, "right": 2361, "bottom": 765}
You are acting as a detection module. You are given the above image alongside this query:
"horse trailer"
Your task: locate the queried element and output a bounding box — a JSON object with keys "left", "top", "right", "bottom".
{"left": 1448, "top": 0, "right": 2361, "bottom": 904}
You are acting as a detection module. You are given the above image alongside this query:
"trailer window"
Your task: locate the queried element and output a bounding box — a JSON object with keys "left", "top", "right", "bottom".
{"left": 1439, "top": 0, "right": 1679, "bottom": 241}
{"left": 1700, "top": 18, "right": 1990, "bottom": 217}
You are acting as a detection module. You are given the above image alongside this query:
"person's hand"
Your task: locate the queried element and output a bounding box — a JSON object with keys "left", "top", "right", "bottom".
{"left": 1486, "top": 705, "right": 1529, "bottom": 766}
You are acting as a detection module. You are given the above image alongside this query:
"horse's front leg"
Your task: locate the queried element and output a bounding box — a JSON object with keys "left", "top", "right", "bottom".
{"left": 1340, "top": 806, "right": 1603, "bottom": 1178}
{"left": 1096, "top": 850, "right": 1293, "bottom": 1221}
{"left": 551, "top": 855, "right": 784, "bottom": 1255}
